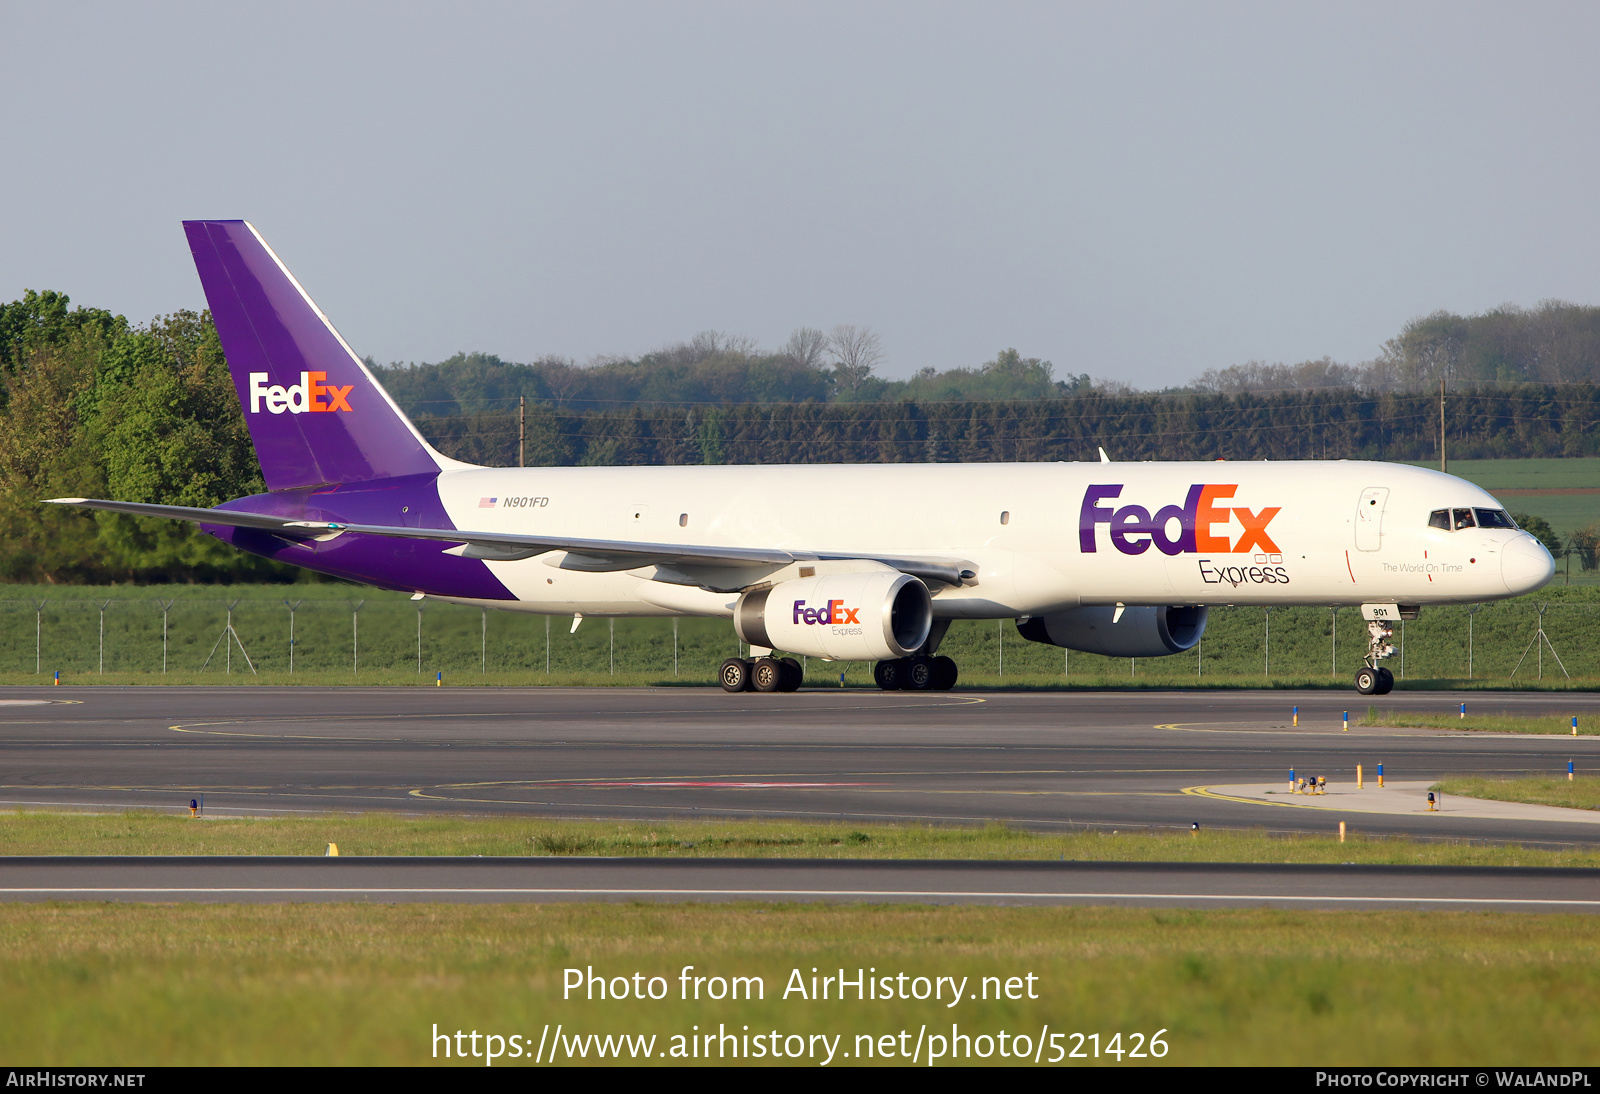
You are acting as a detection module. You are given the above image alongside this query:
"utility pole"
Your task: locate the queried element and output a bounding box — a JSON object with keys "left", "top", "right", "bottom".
{"left": 1440, "top": 377, "right": 1447, "bottom": 473}
{"left": 519, "top": 395, "right": 526, "bottom": 467}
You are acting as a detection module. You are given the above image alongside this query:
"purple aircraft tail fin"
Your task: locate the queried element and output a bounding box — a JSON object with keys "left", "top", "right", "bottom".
{"left": 184, "top": 220, "right": 452, "bottom": 491}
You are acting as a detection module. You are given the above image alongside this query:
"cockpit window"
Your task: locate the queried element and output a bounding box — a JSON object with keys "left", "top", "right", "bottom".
{"left": 1431, "top": 507, "right": 1518, "bottom": 531}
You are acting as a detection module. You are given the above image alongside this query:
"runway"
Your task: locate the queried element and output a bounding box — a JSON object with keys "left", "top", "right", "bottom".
{"left": 3, "top": 685, "right": 1600, "bottom": 844}
{"left": 3, "top": 856, "right": 1598, "bottom": 910}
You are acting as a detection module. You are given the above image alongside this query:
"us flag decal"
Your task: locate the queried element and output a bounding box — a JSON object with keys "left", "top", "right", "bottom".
{"left": 479, "top": 497, "right": 498, "bottom": 508}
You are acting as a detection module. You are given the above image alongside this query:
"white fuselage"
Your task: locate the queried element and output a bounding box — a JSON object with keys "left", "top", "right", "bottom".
{"left": 428, "top": 460, "right": 1553, "bottom": 618}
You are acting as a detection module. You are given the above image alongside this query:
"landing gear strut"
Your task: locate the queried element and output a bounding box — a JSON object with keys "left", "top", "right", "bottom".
{"left": 1354, "top": 619, "right": 1397, "bottom": 695}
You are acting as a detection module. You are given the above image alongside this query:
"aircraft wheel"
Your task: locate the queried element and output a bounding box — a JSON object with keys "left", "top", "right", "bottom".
{"left": 752, "top": 657, "right": 784, "bottom": 693}
{"left": 778, "top": 657, "right": 803, "bottom": 692}
{"left": 931, "top": 655, "right": 959, "bottom": 691}
{"left": 1354, "top": 667, "right": 1379, "bottom": 695}
{"left": 1374, "top": 667, "right": 1395, "bottom": 695}
{"left": 873, "top": 659, "right": 904, "bottom": 690}
{"left": 903, "top": 656, "right": 935, "bottom": 691}
{"left": 720, "top": 657, "right": 753, "bottom": 693}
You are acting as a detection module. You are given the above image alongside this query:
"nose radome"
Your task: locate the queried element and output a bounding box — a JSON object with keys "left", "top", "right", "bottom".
{"left": 1502, "top": 532, "right": 1555, "bottom": 594}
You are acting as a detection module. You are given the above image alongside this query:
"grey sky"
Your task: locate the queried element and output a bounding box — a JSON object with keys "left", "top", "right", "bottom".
{"left": 3, "top": 1, "right": 1597, "bottom": 388}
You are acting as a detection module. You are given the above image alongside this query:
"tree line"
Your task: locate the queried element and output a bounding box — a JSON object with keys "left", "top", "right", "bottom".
{"left": 413, "top": 385, "right": 1600, "bottom": 469}
{"left": 376, "top": 299, "right": 1600, "bottom": 414}
{"left": 372, "top": 339, "right": 1088, "bottom": 414}
{"left": 3, "top": 289, "right": 1599, "bottom": 583}
{"left": 0, "top": 291, "right": 271, "bottom": 583}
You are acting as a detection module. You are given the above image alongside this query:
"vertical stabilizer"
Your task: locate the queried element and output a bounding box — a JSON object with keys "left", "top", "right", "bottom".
{"left": 184, "top": 220, "right": 456, "bottom": 490}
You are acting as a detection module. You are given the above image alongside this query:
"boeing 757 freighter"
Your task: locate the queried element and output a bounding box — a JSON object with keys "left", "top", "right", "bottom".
{"left": 50, "top": 221, "right": 1555, "bottom": 694}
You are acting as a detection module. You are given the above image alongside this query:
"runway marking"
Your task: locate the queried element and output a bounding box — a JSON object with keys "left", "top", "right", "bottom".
{"left": 0, "top": 700, "right": 82, "bottom": 706}
{"left": 0, "top": 798, "right": 371, "bottom": 815}
{"left": 416, "top": 766, "right": 1211, "bottom": 790}
{"left": 1, "top": 886, "right": 1596, "bottom": 907}
{"left": 507, "top": 781, "right": 885, "bottom": 790}
{"left": 1153, "top": 722, "right": 1452, "bottom": 737}
{"left": 409, "top": 786, "right": 1183, "bottom": 805}
{"left": 1183, "top": 784, "right": 1329, "bottom": 810}
{"left": 164, "top": 694, "right": 988, "bottom": 740}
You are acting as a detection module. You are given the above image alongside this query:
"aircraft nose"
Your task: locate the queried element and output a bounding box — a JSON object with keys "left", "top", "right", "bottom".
{"left": 1502, "top": 532, "right": 1555, "bottom": 594}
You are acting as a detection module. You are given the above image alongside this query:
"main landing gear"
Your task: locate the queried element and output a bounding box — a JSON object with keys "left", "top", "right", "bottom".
{"left": 718, "top": 622, "right": 959, "bottom": 694}
{"left": 717, "top": 653, "right": 959, "bottom": 693}
{"left": 719, "top": 655, "right": 803, "bottom": 693}
{"left": 1354, "top": 617, "right": 1397, "bottom": 695}
{"left": 874, "top": 655, "right": 959, "bottom": 691}
{"left": 876, "top": 618, "right": 958, "bottom": 691}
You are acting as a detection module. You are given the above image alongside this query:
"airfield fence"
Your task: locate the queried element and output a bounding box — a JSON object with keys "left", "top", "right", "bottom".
{"left": 0, "top": 590, "right": 1597, "bottom": 683}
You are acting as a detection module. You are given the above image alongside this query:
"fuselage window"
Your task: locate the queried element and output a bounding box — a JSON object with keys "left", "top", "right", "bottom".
{"left": 1452, "top": 508, "right": 1476, "bottom": 530}
{"left": 1428, "top": 510, "right": 1451, "bottom": 530}
{"left": 1475, "top": 508, "right": 1517, "bottom": 530}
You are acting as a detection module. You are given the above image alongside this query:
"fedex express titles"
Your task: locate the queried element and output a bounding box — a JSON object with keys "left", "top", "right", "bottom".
{"left": 795, "top": 600, "right": 862, "bottom": 628}
{"left": 248, "top": 371, "right": 354, "bottom": 415}
{"left": 1082, "top": 483, "right": 1291, "bottom": 584}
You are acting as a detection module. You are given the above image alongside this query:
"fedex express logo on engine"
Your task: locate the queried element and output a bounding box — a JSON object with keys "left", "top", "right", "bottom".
{"left": 248, "top": 372, "right": 354, "bottom": 415}
{"left": 1080, "top": 484, "right": 1281, "bottom": 556}
{"left": 794, "top": 600, "right": 861, "bottom": 625}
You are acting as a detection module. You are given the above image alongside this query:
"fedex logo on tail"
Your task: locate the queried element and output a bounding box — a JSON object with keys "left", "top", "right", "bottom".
{"left": 1081, "top": 484, "right": 1281, "bottom": 556}
{"left": 794, "top": 599, "right": 861, "bottom": 625}
{"left": 248, "top": 372, "right": 354, "bottom": 415}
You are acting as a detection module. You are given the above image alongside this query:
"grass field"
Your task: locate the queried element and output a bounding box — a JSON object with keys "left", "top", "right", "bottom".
{"left": 6, "top": 583, "right": 1600, "bottom": 687}
{"left": 6, "top": 811, "right": 1600, "bottom": 866}
{"left": 1433, "top": 776, "right": 1600, "bottom": 812}
{"left": 1415, "top": 458, "right": 1600, "bottom": 493}
{"left": 1, "top": 902, "right": 1597, "bottom": 1065}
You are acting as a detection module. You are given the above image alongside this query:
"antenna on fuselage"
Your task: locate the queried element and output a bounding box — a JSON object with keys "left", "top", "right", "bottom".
{"left": 1097, "top": 446, "right": 1112, "bottom": 463}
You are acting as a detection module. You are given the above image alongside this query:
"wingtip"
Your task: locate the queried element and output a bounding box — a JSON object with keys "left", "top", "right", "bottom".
{"left": 43, "top": 498, "right": 87, "bottom": 504}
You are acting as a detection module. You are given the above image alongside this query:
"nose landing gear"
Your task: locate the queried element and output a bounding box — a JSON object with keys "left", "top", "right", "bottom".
{"left": 1354, "top": 619, "right": 1397, "bottom": 695}
{"left": 1354, "top": 665, "right": 1394, "bottom": 695}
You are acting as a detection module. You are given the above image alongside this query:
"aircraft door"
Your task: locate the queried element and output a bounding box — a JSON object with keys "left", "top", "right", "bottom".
{"left": 1355, "top": 487, "right": 1389, "bottom": 552}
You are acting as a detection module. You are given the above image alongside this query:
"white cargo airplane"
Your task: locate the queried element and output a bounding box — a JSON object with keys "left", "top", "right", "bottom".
{"left": 51, "top": 222, "right": 1555, "bottom": 695}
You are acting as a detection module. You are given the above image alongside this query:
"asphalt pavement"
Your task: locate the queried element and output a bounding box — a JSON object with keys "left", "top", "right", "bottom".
{"left": 2, "top": 685, "right": 1598, "bottom": 844}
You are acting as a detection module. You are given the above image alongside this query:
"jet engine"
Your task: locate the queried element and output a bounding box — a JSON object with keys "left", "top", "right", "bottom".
{"left": 1016, "top": 605, "right": 1207, "bottom": 657}
{"left": 735, "top": 572, "right": 932, "bottom": 661}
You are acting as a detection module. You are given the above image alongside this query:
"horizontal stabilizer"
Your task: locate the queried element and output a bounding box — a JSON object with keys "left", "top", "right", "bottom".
{"left": 44, "top": 498, "right": 974, "bottom": 586}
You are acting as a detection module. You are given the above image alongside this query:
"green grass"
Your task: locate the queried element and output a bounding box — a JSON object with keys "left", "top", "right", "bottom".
{"left": 1365, "top": 708, "right": 1598, "bottom": 734}
{"left": 6, "top": 811, "right": 1600, "bottom": 867}
{"left": 7, "top": 581, "right": 1600, "bottom": 687}
{"left": 2, "top": 902, "right": 1598, "bottom": 1065}
{"left": 1434, "top": 776, "right": 1600, "bottom": 812}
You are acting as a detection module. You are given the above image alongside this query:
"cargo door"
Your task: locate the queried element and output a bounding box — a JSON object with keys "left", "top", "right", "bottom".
{"left": 1355, "top": 487, "right": 1389, "bottom": 552}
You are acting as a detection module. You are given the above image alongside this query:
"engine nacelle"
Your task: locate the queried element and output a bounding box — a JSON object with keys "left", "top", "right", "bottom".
{"left": 735, "top": 572, "right": 932, "bottom": 661}
{"left": 1016, "top": 605, "right": 1207, "bottom": 657}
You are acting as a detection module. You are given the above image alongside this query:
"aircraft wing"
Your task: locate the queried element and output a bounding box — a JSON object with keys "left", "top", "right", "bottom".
{"left": 45, "top": 498, "right": 975, "bottom": 586}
